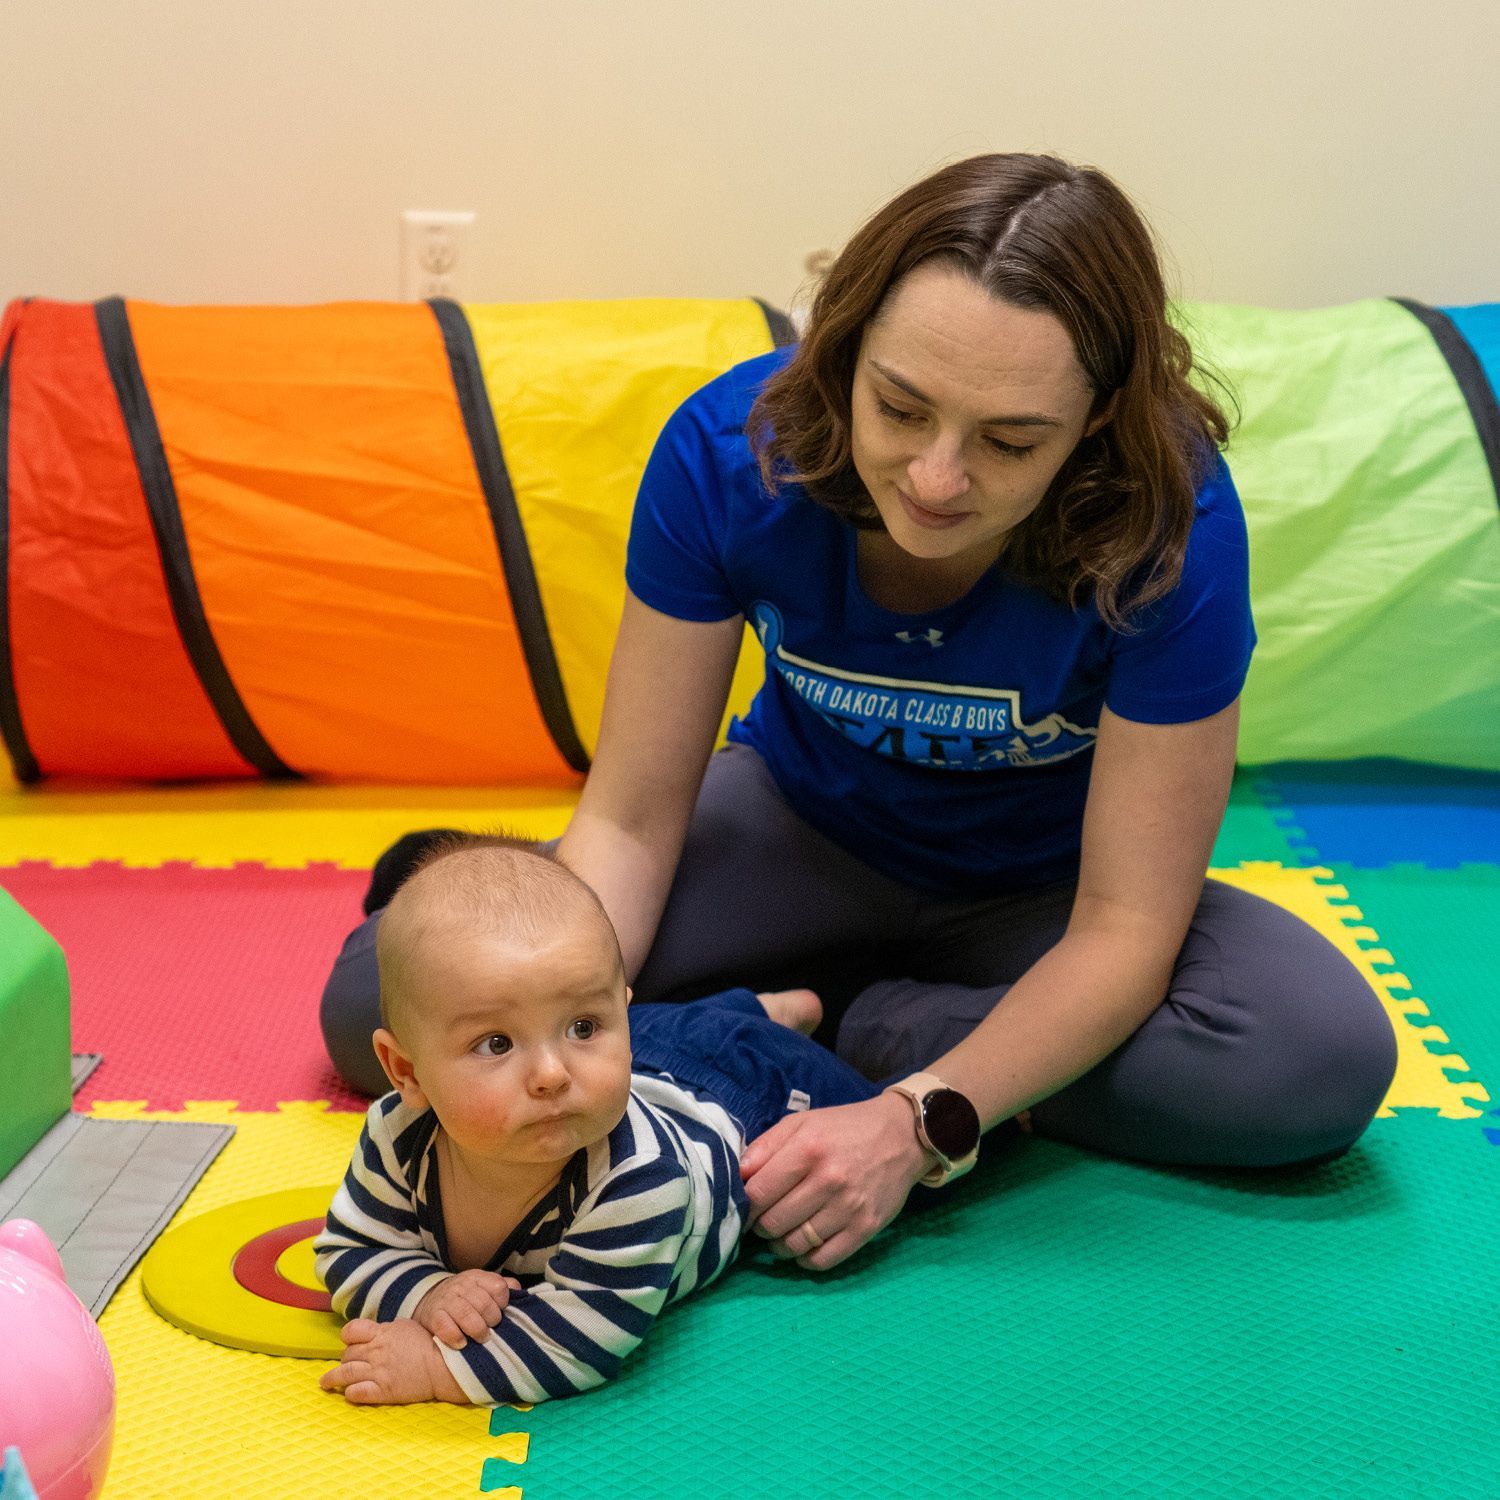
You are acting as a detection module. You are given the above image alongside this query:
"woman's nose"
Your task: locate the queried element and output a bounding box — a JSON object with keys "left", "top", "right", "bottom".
{"left": 907, "top": 443, "right": 971, "bottom": 505}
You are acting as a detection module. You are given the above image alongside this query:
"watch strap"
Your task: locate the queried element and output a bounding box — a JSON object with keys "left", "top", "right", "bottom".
{"left": 885, "top": 1072, "right": 980, "bottom": 1187}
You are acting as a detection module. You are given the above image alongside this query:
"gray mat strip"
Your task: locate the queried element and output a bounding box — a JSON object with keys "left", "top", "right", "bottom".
{"left": 71, "top": 1053, "right": 102, "bottom": 1092}
{"left": 0, "top": 1113, "right": 233, "bottom": 1315}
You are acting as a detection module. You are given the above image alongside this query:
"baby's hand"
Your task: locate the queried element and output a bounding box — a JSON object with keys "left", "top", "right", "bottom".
{"left": 320, "top": 1318, "right": 469, "bottom": 1406}
{"left": 414, "top": 1270, "right": 521, "bottom": 1349}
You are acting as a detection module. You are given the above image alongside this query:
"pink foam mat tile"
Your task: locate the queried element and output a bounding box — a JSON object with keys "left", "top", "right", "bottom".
{"left": 0, "top": 861, "right": 371, "bottom": 1111}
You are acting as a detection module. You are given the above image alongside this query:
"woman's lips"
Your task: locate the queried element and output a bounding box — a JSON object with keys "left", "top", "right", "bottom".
{"left": 896, "top": 488, "right": 970, "bottom": 530}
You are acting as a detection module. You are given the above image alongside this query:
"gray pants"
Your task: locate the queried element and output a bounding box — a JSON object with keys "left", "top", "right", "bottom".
{"left": 320, "top": 744, "right": 1398, "bottom": 1168}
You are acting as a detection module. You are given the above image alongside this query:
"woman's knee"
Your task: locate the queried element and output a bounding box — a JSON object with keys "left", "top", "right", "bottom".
{"left": 1271, "top": 970, "right": 1399, "bottom": 1159}
{"left": 1189, "top": 884, "right": 1399, "bottom": 1162}
{"left": 1187, "top": 953, "right": 1398, "bottom": 1166}
{"left": 1035, "top": 900, "right": 1400, "bottom": 1167}
{"left": 319, "top": 911, "right": 387, "bottom": 1097}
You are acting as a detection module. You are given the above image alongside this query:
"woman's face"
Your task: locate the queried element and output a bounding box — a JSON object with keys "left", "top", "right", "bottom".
{"left": 849, "top": 260, "right": 1109, "bottom": 572}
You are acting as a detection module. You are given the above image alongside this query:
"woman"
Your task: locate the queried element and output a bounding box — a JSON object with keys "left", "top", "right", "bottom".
{"left": 322, "top": 153, "right": 1397, "bottom": 1271}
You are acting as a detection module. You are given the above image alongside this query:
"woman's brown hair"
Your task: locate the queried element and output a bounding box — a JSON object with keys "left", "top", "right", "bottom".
{"left": 748, "top": 153, "right": 1235, "bottom": 629}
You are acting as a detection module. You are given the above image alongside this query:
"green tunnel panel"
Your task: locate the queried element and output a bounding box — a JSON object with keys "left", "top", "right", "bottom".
{"left": 1179, "top": 298, "right": 1500, "bottom": 770}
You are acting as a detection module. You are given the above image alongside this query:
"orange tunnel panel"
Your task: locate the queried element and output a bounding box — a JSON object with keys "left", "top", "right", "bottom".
{"left": 126, "top": 301, "right": 572, "bottom": 785}
{"left": 4, "top": 299, "right": 253, "bottom": 780}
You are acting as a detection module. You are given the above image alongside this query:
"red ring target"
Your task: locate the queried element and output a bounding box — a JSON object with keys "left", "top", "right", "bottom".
{"left": 232, "top": 1218, "right": 333, "bottom": 1311}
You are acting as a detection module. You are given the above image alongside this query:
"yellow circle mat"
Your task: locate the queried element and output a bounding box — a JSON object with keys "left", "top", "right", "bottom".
{"left": 141, "top": 1186, "right": 344, "bottom": 1358}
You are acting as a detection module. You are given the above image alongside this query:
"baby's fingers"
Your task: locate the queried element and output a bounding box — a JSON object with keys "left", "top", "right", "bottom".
{"left": 430, "top": 1310, "right": 469, "bottom": 1350}
{"left": 338, "top": 1379, "right": 386, "bottom": 1405}
{"left": 453, "top": 1296, "right": 498, "bottom": 1341}
{"left": 321, "top": 1357, "right": 368, "bottom": 1392}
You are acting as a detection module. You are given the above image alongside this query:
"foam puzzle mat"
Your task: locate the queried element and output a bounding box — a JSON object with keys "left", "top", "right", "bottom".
{"left": 2, "top": 764, "right": 1497, "bottom": 1498}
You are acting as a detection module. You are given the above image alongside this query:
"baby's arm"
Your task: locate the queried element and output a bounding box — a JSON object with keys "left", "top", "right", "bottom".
{"left": 439, "top": 1154, "right": 694, "bottom": 1406}
{"left": 313, "top": 1108, "right": 452, "bottom": 1322}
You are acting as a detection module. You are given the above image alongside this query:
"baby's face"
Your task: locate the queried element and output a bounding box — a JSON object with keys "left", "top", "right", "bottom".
{"left": 403, "top": 920, "right": 632, "bottom": 1170}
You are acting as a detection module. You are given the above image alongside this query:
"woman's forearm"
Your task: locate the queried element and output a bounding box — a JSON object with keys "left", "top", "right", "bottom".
{"left": 555, "top": 809, "right": 685, "bottom": 983}
{"left": 924, "top": 926, "right": 1178, "bottom": 1131}
{"left": 554, "top": 597, "right": 744, "bottom": 983}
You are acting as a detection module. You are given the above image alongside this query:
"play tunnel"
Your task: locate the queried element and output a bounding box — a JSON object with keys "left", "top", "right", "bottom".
{"left": 0, "top": 294, "right": 790, "bottom": 784}
{"left": 1, "top": 293, "right": 1496, "bottom": 782}
{"left": 1179, "top": 297, "right": 1500, "bottom": 770}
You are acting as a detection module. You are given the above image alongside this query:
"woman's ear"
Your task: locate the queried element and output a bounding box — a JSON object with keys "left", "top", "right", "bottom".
{"left": 373, "top": 1026, "right": 428, "bottom": 1109}
{"left": 1084, "top": 391, "right": 1119, "bottom": 439}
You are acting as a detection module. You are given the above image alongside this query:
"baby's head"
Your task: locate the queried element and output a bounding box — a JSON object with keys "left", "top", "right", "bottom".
{"left": 372, "top": 837, "right": 633, "bottom": 1170}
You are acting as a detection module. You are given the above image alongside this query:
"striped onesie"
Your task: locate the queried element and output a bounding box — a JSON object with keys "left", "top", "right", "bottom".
{"left": 314, "top": 1075, "right": 746, "bottom": 1405}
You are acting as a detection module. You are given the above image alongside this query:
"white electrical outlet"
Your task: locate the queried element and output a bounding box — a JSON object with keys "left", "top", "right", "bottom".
{"left": 400, "top": 210, "right": 476, "bottom": 301}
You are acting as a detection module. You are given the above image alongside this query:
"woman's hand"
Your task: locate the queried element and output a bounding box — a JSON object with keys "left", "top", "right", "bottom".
{"left": 739, "top": 1091, "right": 933, "bottom": 1270}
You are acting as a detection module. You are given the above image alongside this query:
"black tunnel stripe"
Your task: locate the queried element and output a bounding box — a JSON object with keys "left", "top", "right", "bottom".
{"left": 754, "top": 298, "right": 797, "bottom": 349}
{"left": 427, "top": 298, "right": 591, "bottom": 775}
{"left": 0, "top": 333, "right": 41, "bottom": 781}
{"left": 1391, "top": 298, "right": 1500, "bottom": 512}
{"left": 94, "top": 298, "right": 298, "bottom": 780}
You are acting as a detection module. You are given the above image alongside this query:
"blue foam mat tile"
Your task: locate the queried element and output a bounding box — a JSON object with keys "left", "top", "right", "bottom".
{"left": 1250, "top": 760, "right": 1500, "bottom": 869}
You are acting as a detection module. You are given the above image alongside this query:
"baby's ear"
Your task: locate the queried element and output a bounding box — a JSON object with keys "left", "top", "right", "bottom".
{"left": 373, "top": 1027, "right": 428, "bottom": 1109}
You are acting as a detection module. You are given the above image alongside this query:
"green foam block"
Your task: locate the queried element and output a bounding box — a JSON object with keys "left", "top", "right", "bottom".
{"left": 0, "top": 888, "right": 72, "bottom": 1181}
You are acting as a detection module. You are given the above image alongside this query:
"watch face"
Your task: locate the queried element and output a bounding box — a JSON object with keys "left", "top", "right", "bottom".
{"left": 922, "top": 1089, "right": 980, "bottom": 1160}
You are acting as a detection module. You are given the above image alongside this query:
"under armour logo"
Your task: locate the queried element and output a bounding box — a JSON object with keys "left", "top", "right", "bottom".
{"left": 895, "top": 628, "right": 945, "bottom": 647}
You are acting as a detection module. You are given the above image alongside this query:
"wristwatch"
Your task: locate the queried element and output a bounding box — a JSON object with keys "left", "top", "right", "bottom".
{"left": 885, "top": 1072, "right": 981, "bottom": 1187}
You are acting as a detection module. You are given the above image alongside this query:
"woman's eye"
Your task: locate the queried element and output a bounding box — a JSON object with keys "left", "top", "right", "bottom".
{"left": 878, "top": 394, "right": 1030, "bottom": 457}
{"left": 476, "top": 1034, "right": 512, "bottom": 1057}
{"left": 876, "top": 397, "right": 921, "bottom": 425}
{"left": 568, "top": 1018, "right": 597, "bottom": 1041}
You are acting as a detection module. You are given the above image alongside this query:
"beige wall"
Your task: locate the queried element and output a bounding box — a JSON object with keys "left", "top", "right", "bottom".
{"left": 2, "top": 0, "right": 1495, "bottom": 314}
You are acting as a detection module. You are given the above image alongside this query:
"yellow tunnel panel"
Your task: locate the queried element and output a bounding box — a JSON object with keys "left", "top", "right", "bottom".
{"left": 463, "top": 299, "right": 774, "bottom": 756}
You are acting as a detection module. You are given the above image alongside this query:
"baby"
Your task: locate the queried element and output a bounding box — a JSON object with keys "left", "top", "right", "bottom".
{"left": 315, "top": 836, "right": 884, "bottom": 1407}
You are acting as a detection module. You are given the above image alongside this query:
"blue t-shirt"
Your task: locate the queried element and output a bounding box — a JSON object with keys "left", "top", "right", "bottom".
{"left": 625, "top": 348, "right": 1255, "bottom": 895}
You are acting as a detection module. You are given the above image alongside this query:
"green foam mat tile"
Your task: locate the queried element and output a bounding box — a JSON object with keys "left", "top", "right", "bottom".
{"left": 1325, "top": 862, "right": 1500, "bottom": 1111}
{"left": 1212, "top": 773, "right": 1314, "bottom": 867}
{"left": 510, "top": 1113, "right": 1497, "bottom": 1498}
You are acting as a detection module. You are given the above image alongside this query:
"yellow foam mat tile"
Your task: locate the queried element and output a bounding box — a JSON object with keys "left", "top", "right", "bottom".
{"left": 0, "top": 782, "right": 578, "bottom": 868}
{"left": 1214, "top": 863, "right": 1490, "bottom": 1118}
{"left": 90, "top": 1102, "right": 517, "bottom": 1499}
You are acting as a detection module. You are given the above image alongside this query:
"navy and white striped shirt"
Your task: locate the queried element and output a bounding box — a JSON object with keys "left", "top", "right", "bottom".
{"left": 314, "top": 1073, "right": 747, "bottom": 1404}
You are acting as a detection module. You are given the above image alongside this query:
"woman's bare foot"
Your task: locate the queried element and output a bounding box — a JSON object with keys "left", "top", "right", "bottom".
{"left": 756, "top": 988, "right": 823, "bottom": 1036}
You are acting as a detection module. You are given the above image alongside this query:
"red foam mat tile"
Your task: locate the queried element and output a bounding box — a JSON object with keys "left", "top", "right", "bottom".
{"left": 0, "top": 862, "right": 370, "bottom": 1110}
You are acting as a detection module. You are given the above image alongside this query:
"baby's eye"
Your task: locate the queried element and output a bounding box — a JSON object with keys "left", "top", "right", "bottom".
{"left": 567, "top": 1018, "right": 597, "bottom": 1041}
{"left": 475, "top": 1034, "right": 512, "bottom": 1057}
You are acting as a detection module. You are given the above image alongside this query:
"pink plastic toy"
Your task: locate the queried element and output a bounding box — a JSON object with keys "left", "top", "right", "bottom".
{"left": 0, "top": 1220, "right": 114, "bottom": 1500}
